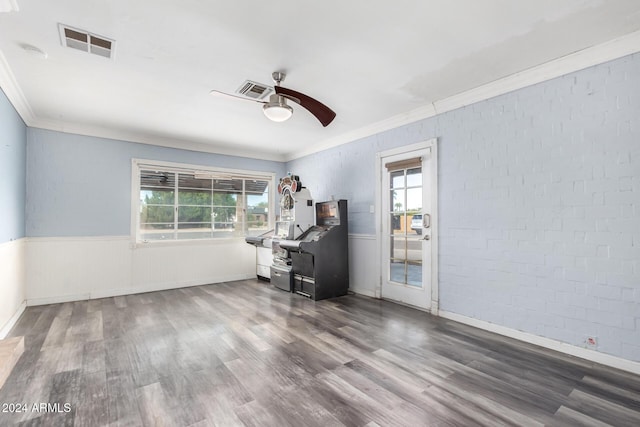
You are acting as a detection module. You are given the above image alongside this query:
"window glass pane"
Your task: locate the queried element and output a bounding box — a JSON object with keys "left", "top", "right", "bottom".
{"left": 178, "top": 190, "right": 212, "bottom": 206}
{"left": 178, "top": 206, "right": 212, "bottom": 223}
{"left": 140, "top": 189, "right": 174, "bottom": 205}
{"left": 177, "top": 223, "right": 212, "bottom": 240}
{"left": 406, "top": 167, "right": 422, "bottom": 187}
{"left": 178, "top": 174, "right": 212, "bottom": 189}
{"left": 212, "top": 206, "right": 237, "bottom": 224}
{"left": 213, "top": 179, "right": 242, "bottom": 191}
{"left": 245, "top": 180, "right": 269, "bottom": 194}
{"left": 390, "top": 170, "right": 404, "bottom": 189}
{"left": 212, "top": 191, "right": 238, "bottom": 207}
{"left": 390, "top": 189, "right": 405, "bottom": 212}
{"left": 140, "top": 170, "right": 175, "bottom": 188}
{"left": 140, "top": 205, "right": 174, "bottom": 224}
{"left": 140, "top": 223, "right": 174, "bottom": 241}
{"left": 247, "top": 192, "right": 269, "bottom": 232}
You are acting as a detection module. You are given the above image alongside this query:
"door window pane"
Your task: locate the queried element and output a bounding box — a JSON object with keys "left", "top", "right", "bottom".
{"left": 390, "top": 189, "right": 405, "bottom": 212}
{"left": 390, "top": 213, "right": 406, "bottom": 234}
{"left": 406, "top": 188, "right": 422, "bottom": 212}
{"left": 406, "top": 168, "right": 422, "bottom": 187}
{"left": 390, "top": 170, "right": 404, "bottom": 188}
{"left": 406, "top": 262, "right": 423, "bottom": 287}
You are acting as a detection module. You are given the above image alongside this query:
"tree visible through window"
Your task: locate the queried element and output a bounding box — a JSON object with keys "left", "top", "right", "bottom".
{"left": 136, "top": 165, "right": 272, "bottom": 241}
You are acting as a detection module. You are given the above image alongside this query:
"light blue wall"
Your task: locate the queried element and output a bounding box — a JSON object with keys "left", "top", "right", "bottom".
{"left": 287, "top": 52, "right": 640, "bottom": 362}
{"left": 26, "top": 128, "right": 286, "bottom": 237}
{"left": 0, "top": 88, "right": 27, "bottom": 243}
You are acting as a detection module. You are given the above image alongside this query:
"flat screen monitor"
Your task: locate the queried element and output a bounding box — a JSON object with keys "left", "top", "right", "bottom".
{"left": 316, "top": 201, "right": 340, "bottom": 226}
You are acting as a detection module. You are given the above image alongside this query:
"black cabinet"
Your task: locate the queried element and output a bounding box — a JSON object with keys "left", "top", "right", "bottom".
{"left": 281, "top": 200, "right": 349, "bottom": 301}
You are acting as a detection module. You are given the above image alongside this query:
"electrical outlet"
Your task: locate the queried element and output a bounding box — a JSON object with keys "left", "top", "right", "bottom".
{"left": 585, "top": 336, "right": 597, "bottom": 349}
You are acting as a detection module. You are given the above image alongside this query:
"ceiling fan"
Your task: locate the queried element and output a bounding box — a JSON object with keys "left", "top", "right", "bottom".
{"left": 210, "top": 72, "right": 336, "bottom": 127}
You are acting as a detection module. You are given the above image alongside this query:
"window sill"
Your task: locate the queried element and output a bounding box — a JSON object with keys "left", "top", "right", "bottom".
{"left": 131, "top": 236, "right": 248, "bottom": 249}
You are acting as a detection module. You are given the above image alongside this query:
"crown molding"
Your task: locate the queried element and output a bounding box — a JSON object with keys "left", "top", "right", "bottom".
{"left": 3, "top": 29, "right": 640, "bottom": 164}
{"left": 0, "top": 51, "right": 286, "bottom": 162}
{"left": 285, "top": 29, "right": 640, "bottom": 161}
{"left": 28, "top": 116, "right": 288, "bottom": 162}
{"left": 0, "top": 50, "right": 34, "bottom": 123}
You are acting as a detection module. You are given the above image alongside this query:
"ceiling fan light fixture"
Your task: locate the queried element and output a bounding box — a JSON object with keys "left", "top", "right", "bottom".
{"left": 263, "top": 95, "right": 293, "bottom": 122}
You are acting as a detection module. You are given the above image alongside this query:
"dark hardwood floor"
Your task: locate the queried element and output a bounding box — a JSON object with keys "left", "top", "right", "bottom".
{"left": 1, "top": 279, "right": 639, "bottom": 426}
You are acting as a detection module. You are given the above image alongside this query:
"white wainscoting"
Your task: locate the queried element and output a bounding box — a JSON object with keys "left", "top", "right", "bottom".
{"left": 348, "top": 234, "right": 378, "bottom": 298}
{"left": 0, "top": 238, "right": 26, "bottom": 338}
{"left": 26, "top": 236, "right": 256, "bottom": 305}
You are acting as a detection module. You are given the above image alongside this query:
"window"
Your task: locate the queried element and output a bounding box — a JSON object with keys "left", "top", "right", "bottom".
{"left": 133, "top": 159, "right": 274, "bottom": 242}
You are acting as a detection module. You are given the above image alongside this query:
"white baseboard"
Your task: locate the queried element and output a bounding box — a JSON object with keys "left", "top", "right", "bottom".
{"left": 0, "top": 300, "right": 26, "bottom": 339}
{"left": 351, "top": 288, "right": 376, "bottom": 298}
{"left": 439, "top": 310, "right": 640, "bottom": 376}
{"left": 26, "top": 273, "right": 254, "bottom": 306}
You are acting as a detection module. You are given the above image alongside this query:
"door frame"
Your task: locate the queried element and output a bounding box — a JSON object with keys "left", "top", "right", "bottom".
{"left": 374, "top": 138, "right": 439, "bottom": 313}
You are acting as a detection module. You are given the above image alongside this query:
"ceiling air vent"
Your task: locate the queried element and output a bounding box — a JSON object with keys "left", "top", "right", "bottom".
{"left": 58, "top": 24, "right": 115, "bottom": 59}
{"left": 235, "top": 80, "right": 272, "bottom": 100}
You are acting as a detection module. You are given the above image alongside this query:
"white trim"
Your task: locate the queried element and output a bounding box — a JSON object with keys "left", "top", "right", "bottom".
{"left": 375, "top": 138, "right": 438, "bottom": 311}
{"left": 429, "top": 140, "right": 439, "bottom": 316}
{"left": 132, "top": 236, "right": 249, "bottom": 249}
{"left": 439, "top": 310, "right": 640, "bottom": 376}
{"left": 33, "top": 118, "right": 287, "bottom": 161}
{"left": 286, "top": 30, "right": 640, "bottom": 161}
{"left": 351, "top": 289, "right": 376, "bottom": 298}
{"left": 0, "top": 300, "right": 26, "bottom": 339}
{"left": 26, "top": 235, "right": 130, "bottom": 243}
{"left": 348, "top": 233, "right": 376, "bottom": 241}
{"left": 0, "top": 51, "right": 34, "bottom": 123}
{"left": 133, "top": 158, "right": 277, "bottom": 178}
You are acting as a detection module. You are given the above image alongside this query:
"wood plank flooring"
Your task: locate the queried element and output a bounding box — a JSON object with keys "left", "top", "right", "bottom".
{"left": 0, "top": 336, "right": 24, "bottom": 391}
{"left": 1, "top": 279, "right": 639, "bottom": 426}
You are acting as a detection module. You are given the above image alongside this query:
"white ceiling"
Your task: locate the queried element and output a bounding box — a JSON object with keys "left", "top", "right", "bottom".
{"left": 1, "top": 0, "right": 640, "bottom": 161}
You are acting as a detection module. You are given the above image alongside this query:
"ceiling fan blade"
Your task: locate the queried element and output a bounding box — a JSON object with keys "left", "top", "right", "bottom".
{"left": 274, "top": 86, "right": 336, "bottom": 127}
{"left": 209, "top": 90, "right": 266, "bottom": 104}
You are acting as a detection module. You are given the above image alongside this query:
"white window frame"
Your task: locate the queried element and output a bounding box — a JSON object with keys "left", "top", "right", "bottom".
{"left": 131, "top": 158, "right": 275, "bottom": 246}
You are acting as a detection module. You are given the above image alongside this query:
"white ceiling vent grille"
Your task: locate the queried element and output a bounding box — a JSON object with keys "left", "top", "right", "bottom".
{"left": 235, "top": 80, "right": 272, "bottom": 100}
{"left": 58, "top": 24, "right": 115, "bottom": 59}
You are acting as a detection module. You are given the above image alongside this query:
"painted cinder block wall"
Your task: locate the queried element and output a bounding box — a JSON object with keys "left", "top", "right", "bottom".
{"left": 0, "top": 88, "right": 27, "bottom": 336}
{"left": 0, "top": 88, "right": 26, "bottom": 243}
{"left": 287, "top": 52, "right": 640, "bottom": 362}
{"left": 25, "top": 128, "right": 286, "bottom": 237}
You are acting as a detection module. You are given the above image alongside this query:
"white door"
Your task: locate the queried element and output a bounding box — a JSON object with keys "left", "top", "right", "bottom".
{"left": 379, "top": 143, "right": 436, "bottom": 311}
